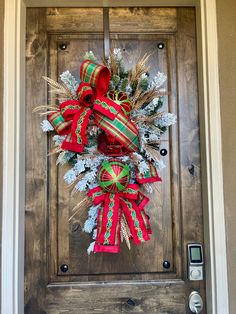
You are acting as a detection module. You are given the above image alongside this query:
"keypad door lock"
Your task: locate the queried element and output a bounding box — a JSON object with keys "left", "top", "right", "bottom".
{"left": 187, "top": 244, "right": 204, "bottom": 280}
{"left": 189, "top": 291, "right": 203, "bottom": 313}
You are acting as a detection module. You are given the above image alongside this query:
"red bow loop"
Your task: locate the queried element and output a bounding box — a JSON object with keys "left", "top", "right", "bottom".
{"left": 80, "top": 59, "right": 110, "bottom": 95}
{"left": 60, "top": 100, "right": 81, "bottom": 120}
{"left": 76, "top": 82, "right": 95, "bottom": 107}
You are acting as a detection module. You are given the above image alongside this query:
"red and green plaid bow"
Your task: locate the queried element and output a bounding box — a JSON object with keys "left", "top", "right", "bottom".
{"left": 48, "top": 60, "right": 139, "bottom": 153}
{"left": 88, "top": 184, "right": 151, "bottom": 253}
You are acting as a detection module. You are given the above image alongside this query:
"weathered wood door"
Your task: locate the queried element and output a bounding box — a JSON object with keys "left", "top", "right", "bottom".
{"left": 25, "top": 7, "right": 206, "bottom": 314}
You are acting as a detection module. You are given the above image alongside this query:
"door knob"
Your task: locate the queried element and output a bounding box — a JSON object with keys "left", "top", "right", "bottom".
{"left": 189, "top": 291, "right": 203, "bottom": 313}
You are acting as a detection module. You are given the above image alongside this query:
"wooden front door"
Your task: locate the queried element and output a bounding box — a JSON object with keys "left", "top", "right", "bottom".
{"left": 25, "top": 7, "right": 206, "bottom": 314}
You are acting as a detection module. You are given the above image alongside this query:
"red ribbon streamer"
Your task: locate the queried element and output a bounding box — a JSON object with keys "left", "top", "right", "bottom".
{"left": 88, "top": 184, "right": 151, "bottom": 253}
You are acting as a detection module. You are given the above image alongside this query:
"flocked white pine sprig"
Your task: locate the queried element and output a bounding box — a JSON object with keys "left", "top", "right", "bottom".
{"left": 154, "top": 113, "right": 177, "bottom": 128}
{"left": 63, "top": 169, "right": 77, "bottom": 185}
{"left": 141, "top": 98, "right": 160, "bottom": 115}
{"left": 84, "top": 51, "right": 97, "bottom": 63}
{"left": 60, "top": 70, "right": 80, "bottom": 95}
{"left": 83, "top": 204, "right": 100, "bottom": 233}
{"left": 63, "top": 155, "right": 109, "bottom": 192}
{"left": 84, "top": 154, "right": 109, "bottom": 168}
{"left": 53, "top": 135, "right": 66, "bottom": 146}
{"left": 92, "top": 228, "right": 97, "bottom": 240}
{"left": 125, "top": 84, "right": 133, "bottom": 96}
{"left": 74, "top": 159, "right": 86, "bottom": 175}
{"left": 73, "top": 168, "right": 98, "bottom": 192}
{"left": 150, "top": 72, "right": 167, "bottom": 89}
{"left": 87, "top": 229, "right": 97, "bottom": 255}
{"left": 84, "top": 145, "right": 98, "bottom": 154}
{"left": 113, "top": 48, "right": 122, "bottom": 62}
{"left": 138, "top": 160, "right": 150, "bottom": 174}
{"left": 132, "top": 152, "right": 149, "bottom": 174}
{"left": 117, "top": 156, "right": 130, "bottom": 163}
{"left": 41, "top": 120, "right": 54, "bottom": 132}
{"left": 87, "top": 182, "right": 99, "bottom": 190}
{"left": 138, "top": 125, "right": 162, "bottom": 147}
{"left": 153, "top": 159, "right": 166, "bottom": 170}
{"left": 56, "top": 151, "right": 76, "bottom": 165}
{"left": 87, "top": 241, "right": 95, "bottom": 255}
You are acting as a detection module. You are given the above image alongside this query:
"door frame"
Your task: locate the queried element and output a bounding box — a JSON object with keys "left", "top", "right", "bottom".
{"left": 2, "top": 1, "right": 229, "bottom": 313}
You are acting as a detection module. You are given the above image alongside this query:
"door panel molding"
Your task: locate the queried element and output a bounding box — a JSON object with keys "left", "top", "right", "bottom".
{"left": 2, "top": 1, "right": 229, "bottom": 314}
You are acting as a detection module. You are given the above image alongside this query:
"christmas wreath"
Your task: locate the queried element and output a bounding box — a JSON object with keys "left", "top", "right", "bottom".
{"left": 37, "top": 49, "right": 176, "bottom": 254}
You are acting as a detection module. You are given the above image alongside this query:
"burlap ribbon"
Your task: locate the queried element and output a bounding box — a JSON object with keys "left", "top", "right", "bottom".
{"left": 48, "top": 60, "right": 139, "bottom": 153}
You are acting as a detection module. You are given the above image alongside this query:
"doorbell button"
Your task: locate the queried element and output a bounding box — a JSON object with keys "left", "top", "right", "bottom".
{"left": 191, "top": 269, "right": 201, "bottom": 280}
{"left": 189, "top": 266, "right": 203, "bottom": 281}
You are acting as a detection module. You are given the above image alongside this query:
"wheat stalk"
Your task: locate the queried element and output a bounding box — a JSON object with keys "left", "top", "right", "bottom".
{"left": 47, "top": 147, "right": 63, "bottom": 156}
{"left": 69, "top": 196, "right": 92, "bottom": 222}
{"left": 133, "top": 111, "right": 164, "bottom": 124}
{"left": 65, "top": 173, "right": 85, "bottom": 190}
{"left": 144, "top": 143, "right": 160, "bottom": 162}
{"left": 128, "top": 53, "right": 151, "bottom": 84}
{"left": 120, "top": 215, "right": 131, "bottom": 250}
{"left": 129, "top": 152, "right": 141, "bottom": 167}
{"left": 131, "top": 88, "right": 143, "bottom": 107}
{"left": 43, "top": 76, "right": 75, "bottom": 100}
{"left": 33, "top": 105, "right": 58, "bottom": 112}
{"left": 132, "top": 87, "right": 160, "bottom": 111}
{"left": 104, "top": 50, "right": 119, "bottom": 76}
{"left": 142, "top": 183, "right": 153, "bottom": 194}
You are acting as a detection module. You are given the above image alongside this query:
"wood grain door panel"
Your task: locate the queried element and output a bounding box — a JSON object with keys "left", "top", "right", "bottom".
{"left": 25, "top": 7, "right": 206, "bottom": 313}
{"left": 49, "top": 34, "right": 177, "bottom": 280}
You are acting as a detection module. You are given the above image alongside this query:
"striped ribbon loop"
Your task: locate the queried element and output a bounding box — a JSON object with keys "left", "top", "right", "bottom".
{"left": 95, "top": 112, "right": 140, "bottom": 153}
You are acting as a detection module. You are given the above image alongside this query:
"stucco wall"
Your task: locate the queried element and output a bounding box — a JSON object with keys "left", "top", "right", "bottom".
{"left": 216, "top": 0, "right": 236, "bottom": 313}
{"left": 0, "top": 2, "right": 235, "bottom": 312}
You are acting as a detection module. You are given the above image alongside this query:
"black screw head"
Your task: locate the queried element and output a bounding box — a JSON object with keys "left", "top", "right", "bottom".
{"left": 157, "top": 42, "right": 165, "bottom": 49}
{"left": 160, "top": 148, "right": 168, "bottom": 156}
{"left": 163, "top": 261, "right": 171, "bottom": 269}
{"left": 127, "top": 299, "right": 136, "bottom": 307}
{"left": 59, "top": 43, "right": 68, "bottom": 50}
{"left": 60, "top": 264, "right": 69, "bottom": 273}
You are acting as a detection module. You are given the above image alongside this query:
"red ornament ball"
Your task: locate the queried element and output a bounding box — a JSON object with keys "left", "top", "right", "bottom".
{"left": 107, "top": 91, "right": 132, "bottom": 116}
{"left": 98, "top": 159, "right": 130, "bottom": 192}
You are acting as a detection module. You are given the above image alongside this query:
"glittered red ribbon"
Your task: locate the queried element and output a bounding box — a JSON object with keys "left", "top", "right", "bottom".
{"left": 88, "top": 184, "right": 151, "bottom": 253}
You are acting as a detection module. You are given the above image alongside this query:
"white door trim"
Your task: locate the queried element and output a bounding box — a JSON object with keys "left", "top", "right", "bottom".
{"left": 2, "top": 1, "right": 229, "bottom": 313}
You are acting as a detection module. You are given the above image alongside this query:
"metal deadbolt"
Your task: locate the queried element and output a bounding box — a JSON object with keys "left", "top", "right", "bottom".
{"left": 189, "top": 291, "right": 203, "bottom": 313}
